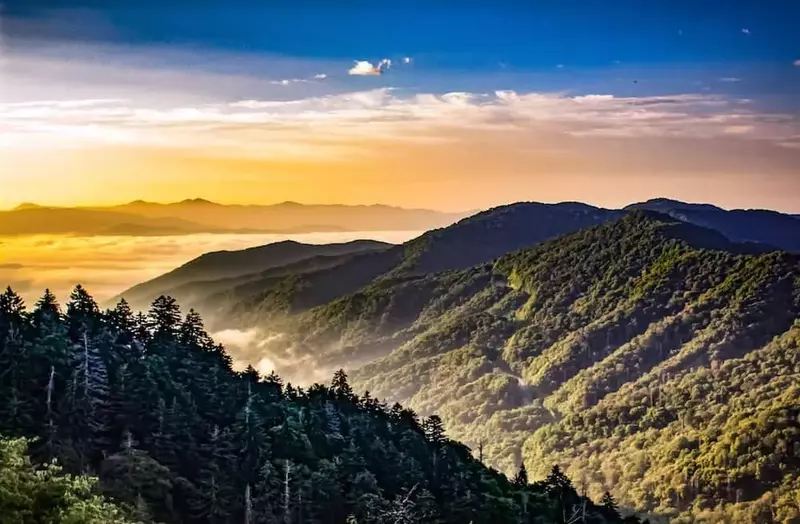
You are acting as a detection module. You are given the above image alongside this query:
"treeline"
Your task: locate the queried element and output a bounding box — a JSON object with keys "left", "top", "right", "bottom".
{"left": 0, "top": 286, "right": 643, "bottom": 523}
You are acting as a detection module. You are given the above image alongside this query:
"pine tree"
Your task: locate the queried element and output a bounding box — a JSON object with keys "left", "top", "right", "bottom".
{"left": 601, "top": 491, "right": 620, "bottom": 517}
{"left": 422, "top": 415, "right": 446, "bottom": 447}
{"left": 332, "top": 369, "right": 355, "bottom": 402}
{"left": 0, "top": 287, "right": 29, "bottom": 435}
{"left": 513, "top": 462, "right": 529, "bottom": 487}
{"left": 147, "top": 296, "right": 182, "bottom": 344}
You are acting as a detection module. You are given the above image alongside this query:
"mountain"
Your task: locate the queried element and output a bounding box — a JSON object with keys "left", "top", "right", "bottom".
{"left": 116, "top": 240, "right": 392, "bottom": 311}
{"left": 118, "top": 202, "right": 622, "bottom": 314}
{"left": 0, "top": 287, "right": 644, "bottom": 524}
{"left": 167, "top": 211, "right": 799, "bottom": 521}
{"left": 0, "top": 206, "right": 228, "bottom": 236}
{"left": 105, "top": 199, "right": 468, "bottom": 233}
{"left": 626, "top": 198, "right": 800, "bottom": 252}
{"left": 0, "top": 200, "right": 467, "bottom": 236}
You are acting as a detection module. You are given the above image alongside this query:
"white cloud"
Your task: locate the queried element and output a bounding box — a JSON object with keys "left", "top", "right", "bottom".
{"left": 403, "top": 57, "right": 411, "bottom": 64}
{"left": 348, "top": 59, "right": 392, "bottom": 76}
{"left": 719, "top": 77, "right": 742, "bottom": 82}
{"left": 3, "top": 89, "right": 797, "bottom": 160}
{"left": 794, "top": 60, "right": 800, "bottom": 67}
{"left": 2, "top": 43, "right": 798, "bottom": 162}
{"left": 741, "top": 28, "right": 751, "bottom": 35}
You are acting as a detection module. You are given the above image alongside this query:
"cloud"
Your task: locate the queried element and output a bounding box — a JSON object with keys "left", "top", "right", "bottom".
{"left": 1, "top": 230, "right": 420, "bottom": 305}
{"left": 742, "top": 28, "right": 751, "bottom": 35}
{"left": 313, "top": 73, "right": 328, "bottom": 79}
{"left": 348, "top": 59, "right": 391, "bottom": 76}
{"left": 719, "top": 77, "right": 742, "bottom": 82}
{"left": 2, "top": 88, "right": 798, "bottom": 162}
{"left": 403, "top": 57, "right": 411, "bottom": 64}
{"left": 794, "top": 60, "right": 800, "bottom": 67}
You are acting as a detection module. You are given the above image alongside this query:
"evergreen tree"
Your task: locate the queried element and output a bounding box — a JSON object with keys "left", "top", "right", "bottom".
{"left": 423, "top": 415, "right": 446, "bottom": 447}
{"left": 0, "top": 288, "right": 643, "bottom": 524}
{"left": 513, "top": 462, "right": 529, "bottom": 487}
{"left": 601, "top": 491, "right": 620, "bottom": 518}
{"left": 332, "top": 369, "right": 355, "bottom": 402}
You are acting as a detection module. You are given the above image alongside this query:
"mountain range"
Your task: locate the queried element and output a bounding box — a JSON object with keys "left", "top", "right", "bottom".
{"left": 49, "top": 198, "right": 800, "bottom": 520}
{"left": 0, "top": 200, "right": 468, "bottom": 236}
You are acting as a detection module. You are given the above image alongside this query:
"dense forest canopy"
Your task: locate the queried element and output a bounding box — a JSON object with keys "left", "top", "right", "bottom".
{"left": 0, "top": 285, "right": 643, "bottom": 523}
{"left": 121, "top": 211, "right": 800, "bottom": 523}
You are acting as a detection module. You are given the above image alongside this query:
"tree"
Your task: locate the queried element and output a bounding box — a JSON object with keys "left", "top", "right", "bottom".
{"left": 601, "top": 491, "right": 620, "bottom": 517}
{"left": 147, "top": 296, "right": 182, "bottom": 343}
{"left": 513, "top": 462, "right": 529, "bottom": 487}
{"left": 332, "top": 369, "right": 355, "bottom": 402}
{"left": 0, "top": 435, "right": 135, "bottom": 523}
{"left": 423, "top": 415, "right": 446, "bottom": 447}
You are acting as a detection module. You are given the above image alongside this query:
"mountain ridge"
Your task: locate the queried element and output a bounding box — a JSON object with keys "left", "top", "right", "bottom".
{"left": 136, "top": 210, "right": 800, "bottom": 521}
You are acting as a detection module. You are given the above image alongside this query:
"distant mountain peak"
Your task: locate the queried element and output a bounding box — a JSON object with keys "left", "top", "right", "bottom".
{"left": 626, "top": 198, "right": 725, "bottom": 212}
{"left": 13, "top": 202, "right": 44, "bottom": 211}
{"left": 178, "top": 198, "right": 217, "bottom": 206}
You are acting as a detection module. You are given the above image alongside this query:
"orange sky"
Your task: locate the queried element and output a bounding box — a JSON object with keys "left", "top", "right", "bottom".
{"left": 3, "top": 42, "right": 800, "bottom": 213}
{"left": 4, "top": 134, "right": 799, "bottom": 213}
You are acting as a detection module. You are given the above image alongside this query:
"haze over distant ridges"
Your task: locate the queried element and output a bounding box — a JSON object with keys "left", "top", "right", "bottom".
{"left": 0, "top": 199, "right": 468, "bottom": 236}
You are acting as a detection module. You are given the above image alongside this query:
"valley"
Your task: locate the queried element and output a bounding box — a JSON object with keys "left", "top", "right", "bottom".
{"left": 110, "top": 199, "right": 800, "bottom": 522}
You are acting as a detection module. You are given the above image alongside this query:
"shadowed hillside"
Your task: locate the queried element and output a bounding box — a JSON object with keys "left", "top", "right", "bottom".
{"left": 190, "top": 211, "right": 800, "bottom": 522}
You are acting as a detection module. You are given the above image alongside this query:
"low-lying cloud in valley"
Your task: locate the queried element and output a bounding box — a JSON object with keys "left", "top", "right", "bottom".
{"left": 213, "top": 327, "right": 338, "bottom": 386}
{"left": 0, "top": 230, "right": 419, "bottom": 306}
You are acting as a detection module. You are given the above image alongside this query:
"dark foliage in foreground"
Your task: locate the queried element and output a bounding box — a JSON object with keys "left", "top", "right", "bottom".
{"left": 0, "top": 286, "right": 643, "bottom": 523}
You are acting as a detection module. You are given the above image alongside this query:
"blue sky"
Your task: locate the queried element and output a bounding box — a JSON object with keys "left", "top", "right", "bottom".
{"left": 2, "top": 1, "right": 800, "bottom": 212}
{"left": 7, "top": 1, "right": 799, "bottom": 86}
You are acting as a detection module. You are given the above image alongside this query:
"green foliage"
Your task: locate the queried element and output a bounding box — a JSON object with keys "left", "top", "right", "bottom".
{"left": 0, "top": 436, "right": 135, "bottom": 523}
{"left": 0, "top": 286, "right": 636, "bottom": 524}
{"left": 224, "top": 211, "right": 800, "bottom": 520}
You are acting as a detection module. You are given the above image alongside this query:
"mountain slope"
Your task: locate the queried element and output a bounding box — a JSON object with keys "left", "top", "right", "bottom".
{"left": 626, "top": 198, "right": 800, "bottom": 252}
{"left": 117, "top": 240, "right": 391, "bottom": 310}
{"left": 124, "top": 202, "right": 622, "bottom": 323}
{"left": 0, "top": 287, "right": 643, "bottom": 524}
{"left": 228, "top": 211, "right": 800, "bottom": 521}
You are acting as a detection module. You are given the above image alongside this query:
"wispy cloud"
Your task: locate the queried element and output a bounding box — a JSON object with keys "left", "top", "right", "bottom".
{"left": 794, "top": 59, "right": 800, "bottom": 67}
{"left": 348, "top": 59, "right": 392, "bottom": 76}
{"left": 2, "top": 88, "right": 798, "bottom": 160}
{"left": 719, "top": 77, "right": 742, "bottom": 82}
{"left": 741, "top": 28, "right": 751, "bottom": 35}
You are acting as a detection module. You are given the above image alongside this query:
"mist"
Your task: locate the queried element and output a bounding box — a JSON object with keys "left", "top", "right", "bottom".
{"left": 0, "top": 229, "right": 421, "bottom": 305}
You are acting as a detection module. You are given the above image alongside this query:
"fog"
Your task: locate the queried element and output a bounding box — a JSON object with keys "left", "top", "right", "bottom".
{"left": 213, "top": 327, "right": 341, "bottom": 386}
{"left": 0, "top": 230, "right": 421, "bottom": 305}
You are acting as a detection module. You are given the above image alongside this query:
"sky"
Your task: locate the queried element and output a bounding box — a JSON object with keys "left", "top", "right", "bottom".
{"left": 2, "top": 1, "right": 800, "bottom": 212}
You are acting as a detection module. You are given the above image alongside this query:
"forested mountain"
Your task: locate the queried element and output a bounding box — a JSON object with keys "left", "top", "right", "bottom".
{"left": 0, "top": 200, "right": 467, "bottom": 236}
{"left": 626, "top": 198, "right": 800, "bottom": 252}
{"left": 0, "top": 287, "right": 642, "bottom": 524}
{"left": 120, "top": 202, "right": 621, "bottom": 314}
{"left": 117, "top": 240, "right": 391, "bottom": 310}
{"left": 120, "top": 197, "right": 800, "bottom": 319}
{"left": 167, "top": 211, "right": 800, "bottom": 522}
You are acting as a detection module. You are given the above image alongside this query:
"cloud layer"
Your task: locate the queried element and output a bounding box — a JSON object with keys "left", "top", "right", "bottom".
{"left": 0, "top": 230, "right": 420, "bottom": 305}
{"left": 3, "top": 88, "right": 799, "bottom": 159}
